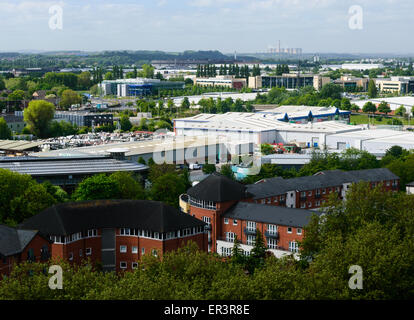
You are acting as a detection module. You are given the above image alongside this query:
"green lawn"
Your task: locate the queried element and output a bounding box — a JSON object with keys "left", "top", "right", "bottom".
{"left": 350, "top": 114, "right": 413, "bottom": 126}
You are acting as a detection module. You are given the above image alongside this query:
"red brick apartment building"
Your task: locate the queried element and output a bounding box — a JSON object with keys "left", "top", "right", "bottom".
{"left": 181, "top": 168, "right": 400, "bottom": 257}
{"left": 0, "top": 225, "right": 52, "bottom": 277}
{"left": 0, "top": 200, "right": 207, "bottom": 276}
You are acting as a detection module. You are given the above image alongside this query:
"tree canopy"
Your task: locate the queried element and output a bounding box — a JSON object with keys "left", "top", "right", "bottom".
{"left": 23, "top": 100, "right": 55, "bottom": 138}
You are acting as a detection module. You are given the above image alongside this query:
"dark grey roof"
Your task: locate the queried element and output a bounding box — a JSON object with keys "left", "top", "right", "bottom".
{"left": 19, "top": 200, "right": 205, "bottom": 236}
{"left": 187, "top": 172, "right": 251, "bottom": 202}
{"left": 0, "top": 225, "right": 38, "bottom": 257}
{"left": 223, "top": 202, "right": 319, "bottom": 228}
{"left": 247, "top": 168, "right": 399, "bottom": 200}
{"left": 0, "top": 156, "right": 148, "bottom": 176}
{"left": 407, "top": 181, "right": 414, "bottom": 187}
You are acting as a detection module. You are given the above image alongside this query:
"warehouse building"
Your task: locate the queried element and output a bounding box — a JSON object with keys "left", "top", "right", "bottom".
{"left": 174, "top": 112, "right": 361, "bottom": 147}
{"left": 325, "top": 129, "right": 414, "bottom": 154}
{"left": 256, "top": 106, "right": 351, "bottom": 123}
{"left": 32, "top": 136, "right": 253, "bottom": 166}
{"left": 0, "top": 152, "right": 148, "bottom": 191}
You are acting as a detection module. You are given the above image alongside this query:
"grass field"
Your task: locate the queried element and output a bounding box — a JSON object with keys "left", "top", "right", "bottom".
{"left": 350, "top": 114, "right": 413, "bottom": 126}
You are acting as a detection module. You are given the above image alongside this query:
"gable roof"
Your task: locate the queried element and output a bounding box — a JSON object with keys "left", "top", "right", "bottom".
{"left": 247, "top": 168, "right": 399, "bottom": 200}
{"left": 187, "top": 172, "right": 251, "bottom": 202}
{"left": 19, "top": 200, "right": 205, "bottom": 236}
{"left": 0, "top": 225, "right": 39, "bottom": 257}
{"left": 223, "top": 202, "right": 319, "bottom": 228}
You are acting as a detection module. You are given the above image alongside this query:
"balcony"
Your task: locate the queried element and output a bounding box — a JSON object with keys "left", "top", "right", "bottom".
{"left": 244, "top": 228, "right": 257, "bottom": 236}
{"left": 265, "top": 231, "right": 279, "bottom": 239}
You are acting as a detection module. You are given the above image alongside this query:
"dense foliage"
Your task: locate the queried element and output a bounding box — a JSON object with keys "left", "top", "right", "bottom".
{"left": 1, "top": 183, "right": 413, "bottom": 300}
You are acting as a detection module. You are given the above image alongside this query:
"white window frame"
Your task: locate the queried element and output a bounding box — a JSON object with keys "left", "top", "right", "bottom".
{"left": 141, "top": 247, "right": 145, "bottom": 255}
{"left": 233, "top": 219, "right": 238, "bottom": 226}
{"left": 246, "top": 221, "right": 256, "bottom": 232}
{"left": 120, "top": 245, "right": 127, "bottom": 253}
{"left": 69, "top": 252, "right": 73, "bottom": 261}
{"left": 289, "top": 241, "right": 299, "bottom": 253}
{"left": 297, "top": 228, "right": 302, "bottom": 235}
{"left": 287, "top": 227, "right": 292, "bottom": 234}
{"left": 267, "top": 224, "right": 277, "bottom": 235}
{"left": 86, "top": 248, "right": 92, "bottom": 256}
{"left": 224, "top": 218, "right": 229, "bottom": 224}
{"left": 132, "top": 246, "right": 138, "bottom": 254}
{"left": 246, "top": 235, "right": 255, "bottom": 246}
{"left": 225, "top": 232, "right": 235, "bottom": 243}
{"left": 120, "top": 261, "right": 127, "bottom": 269}
{"left": 267, "top": 238, "right": 277, "bottom": 249}
{"left": 132, "top": 262, "right": 138, "bottom": 269}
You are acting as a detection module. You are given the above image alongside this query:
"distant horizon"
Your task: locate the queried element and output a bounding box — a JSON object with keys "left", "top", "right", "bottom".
{"left": 1, "top": 1, "right": 413, "bottom": 54}
{"left": 1, "top": 49, "right": 414, "bottom": 58}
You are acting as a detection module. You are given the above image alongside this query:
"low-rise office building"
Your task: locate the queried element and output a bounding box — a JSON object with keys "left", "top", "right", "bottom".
{"left": 248, "top": 74, "right": 330, "bottom": 91}
{"left": 99, "top": 78, "right": 185, "bottom": 97}
{"left": 194, "top": 76, "right": 246, "bottom": 89}
{"left": 375, "top": 77, "right": 414, "bottom": 94}
{"left": 334, "top": 75, "right": 369, "bottom": 92}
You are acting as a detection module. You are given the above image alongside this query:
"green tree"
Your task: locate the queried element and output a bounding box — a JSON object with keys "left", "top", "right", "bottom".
{"left": 149, "top": 172, "right": 186, "bottom": 208}
{"left": 24, "top": 100, "right": 55, "bottom": 138}
{"left": 110, "top": 171, "right": 146, "bottom": 200}
{"left": 368, "top": 79, "right": 377, "bottom": 98}
{"left": 120, "top": 114, "right": 132, "bottom": 131}
{"left": 72, "top": 174, "right": 121, "bottom": 201}
{"left": 104, "top": 72, "right": 114, "bottom": 80}
{"left": 77, "top": 72, "right": 92, "bottom": 90}
{"left": 220, "top": 164, "right": 235, "bottom": 180}
{"left": 247, "top": 230, "right": 268, "bottom": 273}
{"left": 319, "top": 83, "right": 342, "bottom": 100}
{"left": 0, "top": 117, "right": 12, "bottom": 139}
{"left": 60, "top": 89, "right": 82, "bottom": 109}
{"left": 340, "top": 98, "right": 351, "bottom": 110}
{"left": 0, "top": 169, "right": 56, "bottom": 225}
{"left": 395, "top": 105, "right": 406, "bottom": 116}
{"left": 362, "top": 101, "right": 377, "bottom": 114}
{"left": 202, "top": 163, "right": 216, "bottom": 174}
{"left": 148, "top": 162, "right": 176, "bottom": 183}
{"left": 0, "top": 76, "right": 5, "bottom": 91}
{"left": 377, "top": 101, "right": 391, "bottom": 115}
{"left": 8, "top": 89, "right": 26, "bottom": 101}
{"left": 260, "top": 144, "right": 275, "bottom": 155}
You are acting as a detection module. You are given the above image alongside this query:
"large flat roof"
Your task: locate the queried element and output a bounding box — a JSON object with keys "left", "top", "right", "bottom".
{"left": 0, "top": 140, "right": 44, "bottom": 151}
{"left": 0, "top": 156, "right": 148, "bottom": 176}
{"left": 175, "top": 112, "right": 361, "bottom": 133}
{"left": 31, "top": 136, "right": 229, "bottom": 158}
{"left": 327, "top": 129, "right": 414, "bottom": 141}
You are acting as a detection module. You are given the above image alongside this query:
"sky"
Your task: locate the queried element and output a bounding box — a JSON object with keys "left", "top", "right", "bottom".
{"left": 0, "top": 0, "right": 413, "bottom": 54}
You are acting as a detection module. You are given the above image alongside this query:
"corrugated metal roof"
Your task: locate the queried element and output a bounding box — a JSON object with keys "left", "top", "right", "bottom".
{"left": 0, "top": 158, "right": 148, "bottom": 176}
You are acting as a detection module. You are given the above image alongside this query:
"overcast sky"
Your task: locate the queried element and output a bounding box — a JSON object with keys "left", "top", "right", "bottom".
{"left": 0, "top": 0, "right": 412, "bottom": 54}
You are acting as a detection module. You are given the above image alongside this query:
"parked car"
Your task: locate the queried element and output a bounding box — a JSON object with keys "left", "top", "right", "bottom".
{"left": 189, "top": 163, "right": 202, "bottom": 170}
